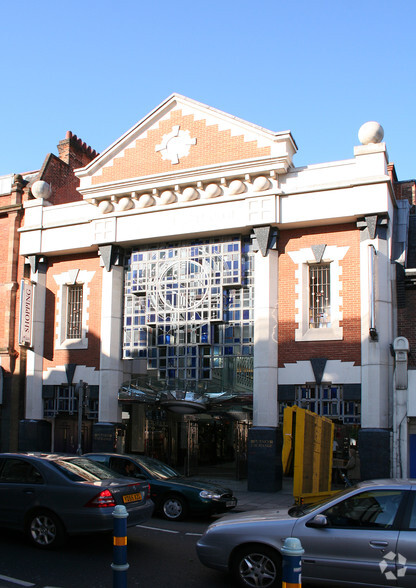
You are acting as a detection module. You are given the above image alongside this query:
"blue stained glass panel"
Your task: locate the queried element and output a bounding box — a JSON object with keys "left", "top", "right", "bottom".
{"left": 123, "top": 237, "right": 253, "bottom": 382}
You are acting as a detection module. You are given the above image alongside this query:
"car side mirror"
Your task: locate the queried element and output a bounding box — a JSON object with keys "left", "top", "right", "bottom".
{"left": 306, "top": 514, "right": 328, "bottom": 528}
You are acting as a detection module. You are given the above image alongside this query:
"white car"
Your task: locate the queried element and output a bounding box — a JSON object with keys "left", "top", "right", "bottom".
{"left": 197, "top": 478, "right": 416, "bottom": 587}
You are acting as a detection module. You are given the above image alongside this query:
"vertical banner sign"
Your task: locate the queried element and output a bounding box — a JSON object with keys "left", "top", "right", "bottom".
{"left": 19, "top": 279, "right": 33, "bottom": 346}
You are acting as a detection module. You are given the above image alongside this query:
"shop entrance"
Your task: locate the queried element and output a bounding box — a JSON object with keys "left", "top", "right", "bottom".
{"left": 53, "top": 416, "right": 92, "bottom": 454}
{"left": 124, "top": 404, "right": 250, "bottom": 479}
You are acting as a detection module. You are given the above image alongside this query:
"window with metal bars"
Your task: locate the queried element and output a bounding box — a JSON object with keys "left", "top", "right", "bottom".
{"left": 67, "top": 284, "right": 83, "bottom": 339}
{"left": 43, "top": 385, "right": 98, "bottom": 418}
{"left": 309, "top": 263, "right": 331, "bottom": 328}
{"left": 278, "top": 385, "right": 360, "bottom": 425}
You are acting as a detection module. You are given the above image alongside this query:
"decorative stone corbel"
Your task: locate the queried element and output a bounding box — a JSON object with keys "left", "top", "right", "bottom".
{"left": 251, "top": 226, "right": 279, "bottom": 257}
{"left": 26, "top": 255, "right": 48, "bottom": 274}
{"left": 310, "top": 357, "right": 327, "bottom": 385}
{"left": 311, "top": 244, "right": 327, "bottom": 263}
{"left": 356, "top": 213, "right": 389, "bottom": 240}
{"left": 98, "top": 245, "right": 125, "bottom": 272}
{"left": 65, "top": 363, "right": 77, "bottom": 386}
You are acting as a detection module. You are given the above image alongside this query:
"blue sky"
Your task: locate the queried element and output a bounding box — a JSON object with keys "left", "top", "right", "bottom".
{"left": 1, "top": 0, "right": 415, "bottom": 179}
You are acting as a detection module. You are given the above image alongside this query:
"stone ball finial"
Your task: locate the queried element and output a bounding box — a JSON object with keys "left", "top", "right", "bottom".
{"left": 358, "top": 121, "right": 384, "bottom": 145}
{"left": 31, "top": 180, "right": 52, "bottom": 200}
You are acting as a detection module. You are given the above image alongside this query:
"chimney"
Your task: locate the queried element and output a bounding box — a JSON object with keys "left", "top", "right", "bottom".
{"left": 57, "top": 131, "right": 98, "bottom": 168}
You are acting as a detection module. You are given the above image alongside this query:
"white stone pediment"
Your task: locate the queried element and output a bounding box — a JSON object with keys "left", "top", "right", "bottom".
{"left": 75, "top": 94, "right": 297, "bottom": 200}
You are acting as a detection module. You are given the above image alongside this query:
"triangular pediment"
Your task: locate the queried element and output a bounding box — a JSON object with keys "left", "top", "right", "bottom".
{"left": 76, "top": 94, "right": 296, "bottom": 193}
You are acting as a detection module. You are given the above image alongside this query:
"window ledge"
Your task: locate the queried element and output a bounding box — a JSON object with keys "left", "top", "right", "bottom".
{"left": 295, "top": 327, "right": 343, "bottom": 342}
{"left": 56, "top": 338, "right": 88, "bottom": 350}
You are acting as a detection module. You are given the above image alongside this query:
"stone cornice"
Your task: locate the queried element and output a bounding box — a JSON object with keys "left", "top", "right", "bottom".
{"left": 0, "top": 203, "right": 22, "bottom": 214}
{"left": 77, "top": 156, "right": 290, "bottom": 201}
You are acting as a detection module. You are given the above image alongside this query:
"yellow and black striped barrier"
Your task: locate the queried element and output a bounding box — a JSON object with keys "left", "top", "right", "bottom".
{"left": 111, "top": 505, "right": 129, "bottom": 588}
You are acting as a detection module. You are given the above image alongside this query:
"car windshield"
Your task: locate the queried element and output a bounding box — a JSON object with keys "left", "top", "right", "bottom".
{"left": 288, "top": 488, "right": 350, "bottom": 517}
{"left": 51, "top": 457, "right": 117, "bottom": 482}
{"left": 136, "top": 456, "right": 180, "bottom": 480}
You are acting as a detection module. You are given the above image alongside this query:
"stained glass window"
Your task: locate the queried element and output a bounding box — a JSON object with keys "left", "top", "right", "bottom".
{"left": 123, "top": 238, "right": 254, "bottom": 384}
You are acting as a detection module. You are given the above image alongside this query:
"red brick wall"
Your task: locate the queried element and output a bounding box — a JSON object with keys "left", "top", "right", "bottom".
{"left": 398, "top": 289, "right": 416, "bottom": 368}
{"left": 43, "top": 253, "right": 102, "bottom": 371}
{"left": 393, "top": 180, "right": 416, "bottom": 206}
{"left": 39, "top": 155, "right": 83, "bottom": 206}
{"left": 0, "top": 179, "right": 28, "bottom": 373}
{"left": 0, "top": 214, "right": 11, "bottom": 351}
{"left": 92, "top": 109, "right": 271, "bottom": 185}
{"left": 278, "top": 223, "right": 361, "bottom": 367}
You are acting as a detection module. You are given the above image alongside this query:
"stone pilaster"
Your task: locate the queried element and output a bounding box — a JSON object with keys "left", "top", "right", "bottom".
{"left": 248, "top": 227, "right": 282, "bottom": 491}
{"left": 98, "top": 262, "right": 124, "bottom": 423}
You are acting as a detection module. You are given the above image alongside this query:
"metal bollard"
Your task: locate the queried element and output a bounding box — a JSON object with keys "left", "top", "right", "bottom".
{"left": 281, "top": 537, "right": 304, "bottom": 588}
{"left": 111, "top": 505, "right": 129, "bottom": 588}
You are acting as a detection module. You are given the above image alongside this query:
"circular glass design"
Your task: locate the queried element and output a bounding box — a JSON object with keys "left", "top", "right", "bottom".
{"left": 158, "top": 261, "right": 209, "bottom": 310}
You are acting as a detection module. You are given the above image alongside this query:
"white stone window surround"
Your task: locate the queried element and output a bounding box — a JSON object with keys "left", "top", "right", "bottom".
{"left": 53, "top": 269, "right": 95, "bottom": 350}
{"left": 288, "top": 245, "right": 349, "bottom": 341}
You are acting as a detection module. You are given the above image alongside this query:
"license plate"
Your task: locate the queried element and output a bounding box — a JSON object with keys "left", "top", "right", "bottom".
{"left": 226, "top": 500, "right": 236, "bottom": 507}
{"left": 123, "top": 492, "right": 142, "bottom": 504}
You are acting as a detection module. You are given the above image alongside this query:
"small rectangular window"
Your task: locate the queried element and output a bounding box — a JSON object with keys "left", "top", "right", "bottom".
{"left": 309, "top": 263, "right": 331, "bottom": 328}
{"left": 67, "top": 284, "right": 83, "bottom": 339}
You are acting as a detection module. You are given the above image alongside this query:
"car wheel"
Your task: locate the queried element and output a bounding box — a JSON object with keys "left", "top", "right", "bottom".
{"left": 231, "top": 544, "right": 282, "bottom": 588}
{"left": 26, "top": 510, "right": 65, "bottom": 549}
{"left": 160, "top": 494, "right": 188, "bottom": 521}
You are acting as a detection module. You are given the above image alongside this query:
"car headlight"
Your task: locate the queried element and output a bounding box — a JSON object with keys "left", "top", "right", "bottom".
{"left": 200, "top": 490, "right": 222, "bottom": 500}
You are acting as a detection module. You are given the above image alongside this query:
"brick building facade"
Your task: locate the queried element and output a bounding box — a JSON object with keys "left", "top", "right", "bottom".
{"left": 0, "top": 134, "right": 97, "bottom": 452}
{"left": 0, "top": 173, "right": 32, "bottom": 450}
{"left": 11, "top": 95, "right": 415, "bottom": 487}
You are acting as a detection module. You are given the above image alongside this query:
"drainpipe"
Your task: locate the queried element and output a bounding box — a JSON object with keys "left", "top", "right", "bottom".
{"left": 392, "top": 337, "right": 409, "bottom": 477}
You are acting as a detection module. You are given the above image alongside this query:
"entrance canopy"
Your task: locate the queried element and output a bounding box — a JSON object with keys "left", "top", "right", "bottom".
{"left": 119, "top": 373, "right": 252, "bottom": 416}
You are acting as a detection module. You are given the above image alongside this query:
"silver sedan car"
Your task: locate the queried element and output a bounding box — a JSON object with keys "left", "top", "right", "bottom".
{"left": 0, "top": 453, "right": 154, "bottom": 549}
{"left": 196, "top": 479, "right": 416, "bottom": 587}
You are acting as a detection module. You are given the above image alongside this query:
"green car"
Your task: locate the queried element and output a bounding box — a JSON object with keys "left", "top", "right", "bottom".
{"left": 85, "top": 453, "right": 237, "bottom": 521}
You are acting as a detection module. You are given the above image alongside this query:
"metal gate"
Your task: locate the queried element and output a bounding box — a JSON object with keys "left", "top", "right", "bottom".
{"left": 235, "top": 421, "right": 250, "bottom": 480}
{"left": 184, "top": 418, "right": 199, "bottom": 476}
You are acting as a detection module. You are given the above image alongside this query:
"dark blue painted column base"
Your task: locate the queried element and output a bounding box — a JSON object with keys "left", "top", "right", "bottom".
{"left": 247, "top": 427, "right": 283, "bottom": 492}
{"left": 358, "top": 428, "right": 390, "bottom": 480}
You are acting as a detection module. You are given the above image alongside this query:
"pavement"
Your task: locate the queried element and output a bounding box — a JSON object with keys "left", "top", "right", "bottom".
{"left": 189, "top": 475, "right": 296, "bottom": 512}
